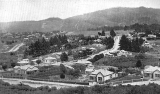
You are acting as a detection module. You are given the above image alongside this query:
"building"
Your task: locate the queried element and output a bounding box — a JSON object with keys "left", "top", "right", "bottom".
{"left": 17, "top": 59, "right": 30, "bottom": 66}
{"left": 14, "top": 65, "right": 38, "bottom": 75}
{"left": 89, "top": 69, "right": 118, "bottom": 85}
{"left": 75, "top": 60, "right": 92, "bottom": 66}
{"left": 0, "top": 65, "right": 38, "bottom": 79}
{"left": 143, "top": 65, "right": 160, "bottom": 80}
{"left": 44, "top": 57, "right": 57, "bottom": 64}
{"left": 85, "top": 64, "right": 94, "bottom": 74}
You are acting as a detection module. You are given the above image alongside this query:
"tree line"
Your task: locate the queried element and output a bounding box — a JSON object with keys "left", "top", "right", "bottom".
{"left": 119, "top": 35, "right": 144, "bottom": 52}
{"left": 24, "top": 34, "right": 68, "bottom": 57}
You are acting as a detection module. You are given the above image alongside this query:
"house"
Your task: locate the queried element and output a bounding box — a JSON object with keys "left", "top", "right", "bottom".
{"left": 143, "top": 65, "right": 160, "bottom": 80}
{"left": 44, "top": 57, "right": 57, "bottom": 64}
{"left": 14, "top": 65, "right": 38, "bottom": 75}
{"left": 85, "top": 64, "right": 94, "bottom": 74}
{"left": 89, "top": 69, "right": 118, "bottom": 85}
{"left": 0, "top": 65, "right": 38, "bottom": 79}
{"left": 31, "top": 59, "right": 38, "bottom": 65}
{"left": 17, "top": 59, "right": 30, "bottom": 66}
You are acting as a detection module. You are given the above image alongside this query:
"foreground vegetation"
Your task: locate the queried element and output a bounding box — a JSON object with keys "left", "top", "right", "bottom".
{"left": 1, "top": 80, "right": 160, "bottom": 94}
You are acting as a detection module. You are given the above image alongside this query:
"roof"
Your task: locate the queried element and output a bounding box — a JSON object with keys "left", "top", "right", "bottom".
{"left": 17, "top": 60, "right": 29, "bottom": 64}
{"left": 91, "top": 69, "right": 113, "bottom": 76}
{"left": 14, "top": 65, "right": 38, "bottom": 71}
{"left": 75, "top": 60, "right": 92, "bottom": 64}
{"left": 144, "top": 66, "right": 160, "bottom": 73}
{"left": 45, "top": 57, "right": 56, "bottom": 60}
{"left": 31, "top": 59, "right": 38, "bottom": 62}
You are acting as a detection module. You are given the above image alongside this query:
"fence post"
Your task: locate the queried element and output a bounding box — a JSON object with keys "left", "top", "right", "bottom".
{"left": 132, "top": 79, "right": 133, "bottom": 83}
{"left": 122, "top": 81, "right": 123, "bottom": 84}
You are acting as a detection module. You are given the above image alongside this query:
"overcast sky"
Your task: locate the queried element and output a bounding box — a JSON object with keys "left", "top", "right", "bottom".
{"left": 0, "top": 0, "right": 160, "bottom": 22}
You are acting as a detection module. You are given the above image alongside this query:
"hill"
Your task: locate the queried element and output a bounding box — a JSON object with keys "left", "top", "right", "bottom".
{"left": 0, "top": 7, "right": 160, "bottom": 32}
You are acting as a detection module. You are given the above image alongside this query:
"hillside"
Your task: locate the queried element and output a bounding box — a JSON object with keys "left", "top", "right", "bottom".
{"left": 0, "top": 7, "right": 160, "bottom": 32}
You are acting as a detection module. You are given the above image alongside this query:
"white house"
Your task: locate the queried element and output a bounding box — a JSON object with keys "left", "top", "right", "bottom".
{"left": 14, "top": 65, "right": 38, "bottom": 75}
{"left": 143, "top": 65, "right": 160, "bottom": 79}
{"left": 85, "top": 64, "right": 95, "bottom": 74}
{"left": 89, "top": 69, "right": 118, "bottom": 85}
{"left": 44, "top": 57, "right": 57, "bottom": 64}
{"left": 17, "top": 59, "right": 30, "bottom": 66}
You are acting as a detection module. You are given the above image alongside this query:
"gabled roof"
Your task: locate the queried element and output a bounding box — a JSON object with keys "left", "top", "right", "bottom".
{"left": 144, "top": 66, "right": 160, "bottom": 73}
{"left": 14, "top": 65, "right": 38, "bottom": 71}
{"left": 91, "top": 69, "right": 113, "bottom": 76}
{"left": 45, "top": 57, "right": 56, "bottom": 60}
{"left": 75, "top": 60, "right": 92, "bottom": 64}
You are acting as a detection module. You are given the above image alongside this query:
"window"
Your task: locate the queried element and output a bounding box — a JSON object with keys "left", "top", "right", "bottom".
{"left": 155, "top": 74, "right": 160, "bottom": 78}
{"left": 98, "top": 77, "right": 102, "bottom": 81}
{"left": 90, "top": 76, "right": 94, "bottom": 80}
{"left": 144, "top": 73, "right": 150, "bottom": 77}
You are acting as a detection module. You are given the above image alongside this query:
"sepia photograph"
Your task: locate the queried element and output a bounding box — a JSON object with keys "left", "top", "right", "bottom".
{"left": 0, "top": 0, "right": 160, "bottom": 94}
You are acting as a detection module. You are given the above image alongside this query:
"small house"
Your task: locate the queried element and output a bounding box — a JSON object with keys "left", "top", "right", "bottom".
{"left": 89, "top": 69, "right": 118, "bottom": 85}
{"left": 44, "top": 57, "right": 57, "bottom": 64}
{"left": 143, "top": 65, "right": 160, "bottom": 80}
{"left": 17, "top": 59, "right": 30, "bottom": 66}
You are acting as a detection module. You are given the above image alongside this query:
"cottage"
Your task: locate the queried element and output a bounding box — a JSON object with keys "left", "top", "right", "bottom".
{"left": 85, "top": 65, "right": 94, "bottom": 74}
{"left": 143, "top": 65, "right": 160, "bottom": 79}
{"left": 89, "top": 69, "right": 118, "bottom": 85}
{"left": 14, "top": 65, "right": 38, "bottom": 76}
{"left": 44, "top": 57, "right": 57, "bottom": 64}
{"left": 17, "top": 59, "right": 30, "bottom": 66}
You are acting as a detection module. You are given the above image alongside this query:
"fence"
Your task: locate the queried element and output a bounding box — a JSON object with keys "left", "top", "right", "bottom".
{"left": 28, "top": 77, "right": 89, "bottom": 85}
{"left": 109, "top": 78, "right": 148, "bottom": 86}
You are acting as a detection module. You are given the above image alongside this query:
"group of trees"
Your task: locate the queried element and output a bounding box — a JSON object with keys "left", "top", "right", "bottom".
{"left": 1, "top": 62, "right": 16, "bottom": 71}
{"left": 59, "top": 64, "right": 83, "bottom": 79}
{"left": 88, "top": 53, "right": 104, "bottom": 63}
{"left": 120, "top": 35, "right": 144, "bottom": 52}
{"left": 24, "top": 35, "right": 68, "bottom": 57}
{"left": 73, "top": 49, "right": 93, "bottom": 60}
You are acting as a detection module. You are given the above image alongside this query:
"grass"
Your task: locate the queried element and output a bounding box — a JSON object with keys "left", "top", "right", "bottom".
{"left": 95, "top": 53, "right": 160, "bottom": 68}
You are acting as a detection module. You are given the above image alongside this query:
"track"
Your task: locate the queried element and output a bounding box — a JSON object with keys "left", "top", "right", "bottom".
{"left": 7, "top": 43, "right": 24, "bottom": 52}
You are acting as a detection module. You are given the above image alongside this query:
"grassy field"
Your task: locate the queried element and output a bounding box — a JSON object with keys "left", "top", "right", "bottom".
{"left": 95, "top": 53, "right": 160, "bottom": 68}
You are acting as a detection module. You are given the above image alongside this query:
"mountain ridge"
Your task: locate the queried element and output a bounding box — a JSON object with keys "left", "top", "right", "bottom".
{"left": 1, "top": 7, "right": 160, "bottom": 33}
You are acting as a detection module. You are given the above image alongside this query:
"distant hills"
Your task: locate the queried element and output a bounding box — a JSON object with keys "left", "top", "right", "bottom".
{"left": 1, "top": 7, "right": 160, "bottom": 33}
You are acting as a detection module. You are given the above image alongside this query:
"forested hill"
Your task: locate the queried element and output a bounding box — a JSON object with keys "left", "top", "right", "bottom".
{"left": 1, "top": 7, "right": 160, "bottom": 32}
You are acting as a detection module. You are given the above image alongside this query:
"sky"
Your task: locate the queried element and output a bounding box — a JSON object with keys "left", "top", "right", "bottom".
{"left": 0, "top": 0, "right": 160, "bottom": 22}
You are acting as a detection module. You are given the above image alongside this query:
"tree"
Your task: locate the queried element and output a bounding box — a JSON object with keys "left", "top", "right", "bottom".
{"left": 60, "top": 73, "right": 65, "bottom": 79}
{"left": 136, "top": 60, "right": 142, "bottom": 68}
{"left": 36, "top": 60, "right": 41, "bottom": 66}
{"left": 101, "top": 30, "right": 105, "bottom": 36}
{"left": 60, "top": 64, "right": 67, "bottom": 74}
{"left": 110, "top": 29, "right": 116, "bottom": 37}
{"left": 2, "top": 64, "right": 7, "bottom": 71}
{"left": 60, "top": 52, "right": 68, "bottom": 62}
{"left": 11, "top": 62, "right": 16, "bottom": 68}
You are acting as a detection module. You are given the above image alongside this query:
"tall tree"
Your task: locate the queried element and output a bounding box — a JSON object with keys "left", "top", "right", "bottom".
{"left": 136, "top": 60, "right": 142, "bottom": 68}
{"left": 36, "top": 60, "right": 41, "bottom": 66}
{"left": 101, "top": 30, "right": 105, "bottom": 36}
{"left": 60, "top": 64, "right": 67, "bottom": 74}
{"left": 110, "top": 29, "right": 116, "bottom": 37}
{"left": 2, "top": 64, "right": 7, "bottom": 71}
{"left": 60, "top": 52, "right": 68, "bottom": 62}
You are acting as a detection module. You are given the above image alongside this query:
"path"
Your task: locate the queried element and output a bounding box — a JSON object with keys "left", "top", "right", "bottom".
{"left": 7, "top": 43, "right": 24, "bottom": 52}
{"left": 85, "top": 36, "right": 121, "bottom": 60}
